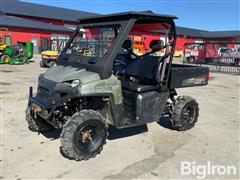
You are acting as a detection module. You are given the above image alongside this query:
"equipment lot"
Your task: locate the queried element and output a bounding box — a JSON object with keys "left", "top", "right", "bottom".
{"left": 1, "top": 56, "right": 239, "bottom": 179}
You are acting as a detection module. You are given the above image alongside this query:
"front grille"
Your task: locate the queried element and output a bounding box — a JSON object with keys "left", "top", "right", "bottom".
{"left": 37, "top": 86, "right": 49, "bottom": 98}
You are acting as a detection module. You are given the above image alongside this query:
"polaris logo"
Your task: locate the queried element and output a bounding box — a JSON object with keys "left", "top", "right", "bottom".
{"left": 96, "top": 86, "right": 112, "bottom": 92}
{"left": 182, "top": 76, "right": 206, "bottom": 86}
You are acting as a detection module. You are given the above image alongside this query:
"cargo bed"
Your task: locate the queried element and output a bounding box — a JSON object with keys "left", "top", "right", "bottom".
{"left": 169, "top": 64, "right": 209, "bottom": 89}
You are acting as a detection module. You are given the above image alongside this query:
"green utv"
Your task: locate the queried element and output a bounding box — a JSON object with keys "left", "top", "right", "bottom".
{"left": 26, "top": 11, "right": 209, "bottom": 161}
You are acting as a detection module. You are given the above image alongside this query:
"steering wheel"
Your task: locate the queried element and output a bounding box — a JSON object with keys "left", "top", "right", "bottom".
{"left": 114, "top": 59, "right": 127, "bottom": 66}
{"left": 113, "top": 47, "right": 137, "bottom": 67}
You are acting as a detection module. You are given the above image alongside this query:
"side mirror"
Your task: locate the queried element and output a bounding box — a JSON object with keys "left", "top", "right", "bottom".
{"left": 149, "top": 40, "right": 165, "bottom": 51}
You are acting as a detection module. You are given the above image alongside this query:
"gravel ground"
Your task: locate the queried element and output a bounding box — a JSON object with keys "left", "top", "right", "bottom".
{"left": 0, "top": 55, "right": 239, "bottom": 179}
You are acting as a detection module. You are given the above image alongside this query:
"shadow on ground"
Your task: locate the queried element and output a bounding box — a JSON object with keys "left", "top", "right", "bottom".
{"left": 107, "top": 125, "right": 148, "bottom": 140}
{"left": 42, "top": 129, "right": 62, "bottom": 140}
{"left": 157, "top": 116, "right": 174, "bottom": 130}
{"left": 41, "top": 124, "right": 149, "bottom": 141}
{"left": 41, "top": 116, "right": 174, "bottom": 140}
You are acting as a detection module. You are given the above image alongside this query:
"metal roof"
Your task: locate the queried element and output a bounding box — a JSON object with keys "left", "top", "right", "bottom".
{"left": 0, "top": 15, "right": 73, "bottom": 32}
{"left": 176, "top": 26, "right": 240, "bottom": 38}
{"left": 204, "top": 30, "right": 240, "bottom": 38}
{"left": 0, "top": 0, "right": 98, "bottom": 21}
{"left": 176, "top": 26, "right": 208, "bottom": 37}
{"left": 78, "top": 11, "right": 178, "bottom": 23}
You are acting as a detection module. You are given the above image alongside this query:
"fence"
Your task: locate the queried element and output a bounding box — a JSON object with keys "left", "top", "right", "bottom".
{"left": 182, "top": 57, "right": 240, "bottom": 75}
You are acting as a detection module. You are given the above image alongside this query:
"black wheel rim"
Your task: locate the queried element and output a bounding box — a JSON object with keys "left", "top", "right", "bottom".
{"left": 181, "top": 105, "right": 196, "bottom": 126}
{"left": 73, "top": 120, "right": 106, "bottom": 155}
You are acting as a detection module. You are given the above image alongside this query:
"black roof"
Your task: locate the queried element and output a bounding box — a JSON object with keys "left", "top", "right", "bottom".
{"left": 0, "top": 0, "right": 98, "bottom": 21}
{"left": 0, "top": 15, "right": 73, "bottom": 32}
{"left": 176, "top": 26, "right": 208, "bottom": 37}
{"left": 203, "top": 30, "right": 240, "bottom": 38}
{"left": 176, "top": 26, "right": 240, "bottom": 38}
{"left": 78, "top": 11, "right": 178, "bottom": 23}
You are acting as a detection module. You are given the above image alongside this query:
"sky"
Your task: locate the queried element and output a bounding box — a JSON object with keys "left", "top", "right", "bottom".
{"left": 22, "top": 0, "right": 239, "bottom": 31}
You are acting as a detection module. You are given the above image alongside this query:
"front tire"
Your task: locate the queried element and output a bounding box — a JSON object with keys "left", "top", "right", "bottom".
{"left": 49, "top": 61, "right": 56, "bottom": 68}
{"left": 171, "top": 96, "right": 199, "bottom": 131}
{"left": 1, "top": 55, "right": 10, "bottom": 64}
{"left": 39, "top": 61, "right": 45, "bottom": 68}
{"left": 60, "top": 110, "right": 107, "bottom": 161}
{"left": 25, "top": 107, "right": 54, "bottom": 132}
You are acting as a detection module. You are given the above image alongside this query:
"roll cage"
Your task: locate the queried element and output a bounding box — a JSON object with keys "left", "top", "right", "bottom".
{"left": 58, "top": 11, "right": 177, "bottom": 87}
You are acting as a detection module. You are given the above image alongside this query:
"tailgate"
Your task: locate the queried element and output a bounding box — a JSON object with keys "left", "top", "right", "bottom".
{"left": 169, "top": 64, "right": 209, "bottom": 89}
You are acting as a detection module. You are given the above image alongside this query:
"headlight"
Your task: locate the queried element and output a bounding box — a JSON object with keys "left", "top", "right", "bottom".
{"left": 71, "top": 80, "right": 80, "bottom": 87}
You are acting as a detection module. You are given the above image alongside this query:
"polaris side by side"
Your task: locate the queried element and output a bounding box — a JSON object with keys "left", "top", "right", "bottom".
{"left": 26, "top": 11, "right": 209, "bottom": 161}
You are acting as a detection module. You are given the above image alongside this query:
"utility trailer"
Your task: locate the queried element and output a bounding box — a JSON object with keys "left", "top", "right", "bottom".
{"left": 26, "top": 11, "right": 209, "bottom": 161}
{"left": 184, "top": 42, "right": 240, "bottom": 66}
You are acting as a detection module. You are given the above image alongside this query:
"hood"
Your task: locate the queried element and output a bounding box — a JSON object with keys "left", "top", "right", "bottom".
{"left": 43, "top": 65, "right": 101, "bottom": 84}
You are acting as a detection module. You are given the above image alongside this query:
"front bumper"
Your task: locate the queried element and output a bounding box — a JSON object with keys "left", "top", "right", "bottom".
{"left": 27, "top": 77, "right": 77, "bottom": 120}
{"left": 28, "top": 96, "right": 59, "bottom": 119}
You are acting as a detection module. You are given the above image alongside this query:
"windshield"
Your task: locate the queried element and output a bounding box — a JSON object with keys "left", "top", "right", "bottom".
{"left": 65, "top": 25, "right": 120, "bottom": 60}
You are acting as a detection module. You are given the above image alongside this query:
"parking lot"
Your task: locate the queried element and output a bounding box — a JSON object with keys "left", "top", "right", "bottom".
{"left": 1, "top": 55, "right": 239, "bottom": 179}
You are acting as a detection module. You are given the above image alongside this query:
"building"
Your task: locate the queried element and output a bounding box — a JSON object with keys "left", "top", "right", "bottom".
{"left": 0, "top": 0, "right": 97, "bottom": 53}
{"left": 0, "top": 0, "right": 239, "bottom": 54}
{"left": 175, "top": 27, "right": 240, "bottom": 56}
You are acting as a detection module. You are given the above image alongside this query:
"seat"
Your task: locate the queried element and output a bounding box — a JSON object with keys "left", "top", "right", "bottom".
{"left": 121, "top": 78, "right": 158, "bottom": 93}
{"left": 123, "top": 39, "right": 164, "bottom": 82}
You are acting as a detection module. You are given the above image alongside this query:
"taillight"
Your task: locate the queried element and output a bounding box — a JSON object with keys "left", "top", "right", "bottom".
{"left": 206, "top": 72, "right": 211, "bottom": 81}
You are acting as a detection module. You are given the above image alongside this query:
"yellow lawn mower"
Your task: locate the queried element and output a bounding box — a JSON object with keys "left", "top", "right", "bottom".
{"left": 40, "top": 50, "right": 59, "bottom": 68}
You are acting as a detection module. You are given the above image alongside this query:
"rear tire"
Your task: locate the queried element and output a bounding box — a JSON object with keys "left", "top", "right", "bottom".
{"left": 171, "top": 96, "right": 199, "bottom": 131}
{"left": 39, "top": 61, "right": 44, "bottom": 68}
{"left": 25, "top": 107, "right": 53, "bottom": 132}
{"left": 60, "top": 110, "right": 107, "bottom": 161}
